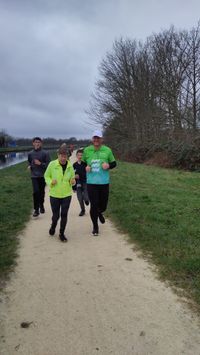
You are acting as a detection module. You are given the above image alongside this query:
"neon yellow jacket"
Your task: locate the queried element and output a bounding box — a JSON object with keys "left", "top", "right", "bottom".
{"left": 44, "top": 159, "right": 75, "bottom": 198}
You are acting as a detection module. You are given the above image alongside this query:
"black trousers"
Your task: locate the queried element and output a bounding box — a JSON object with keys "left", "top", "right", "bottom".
{"left": 77, "top": 182, "right": 89, "bottom": 211}
{"left": 50, "top": 196, "right": 72, "bottom": 234}
{"left": 87, "top": 184, "right": 109, "bottom": 230}
{"left": 31, "top": 177, "right": 46, "bottom": 211}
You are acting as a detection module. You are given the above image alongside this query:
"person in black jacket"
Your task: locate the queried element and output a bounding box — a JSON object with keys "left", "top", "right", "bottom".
{"left": 28, "top": 137, "right": 50, "bottom": 217}
{"left": 73, "top": 149, "right": 89, "bottom": 216}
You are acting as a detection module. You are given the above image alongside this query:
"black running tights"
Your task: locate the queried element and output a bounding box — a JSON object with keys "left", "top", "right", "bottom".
{"left": 87, "top": 184, "right": 109, "bottom": 230}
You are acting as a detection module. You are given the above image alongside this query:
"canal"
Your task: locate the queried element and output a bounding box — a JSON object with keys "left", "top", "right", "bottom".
{"left": 0, "top": 149, "right": 57, "bottom": 170}
{"left": 0, "top": 151, "right": 29, "bottom": 169}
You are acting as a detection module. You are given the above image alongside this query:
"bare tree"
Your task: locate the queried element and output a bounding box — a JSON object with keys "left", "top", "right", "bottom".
{"left": 182, "top": 23, "right": 200, "bottom": 130}
{"left": 87, "top": 23, "right": 200, "bottom": 158}
{"left": 150, "top": 27, "right": 189, "bottom": 137}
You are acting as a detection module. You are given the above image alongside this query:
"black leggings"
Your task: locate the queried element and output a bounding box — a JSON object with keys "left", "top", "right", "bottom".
{"left": 31, "top": 177, "right": 46, "bottom": 210}
{"left": 50, "top": 196, "right": 72, "bottom": 234}
{"left": 77, "top": 183, "right": 89, "bottom": 211}
{"left": 87, "top": 184, "right": 109, "bottom": 230}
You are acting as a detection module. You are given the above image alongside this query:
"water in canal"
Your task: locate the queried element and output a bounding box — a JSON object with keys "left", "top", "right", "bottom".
{"left": 0, "top": 151, "right": 29, "bottom": 169}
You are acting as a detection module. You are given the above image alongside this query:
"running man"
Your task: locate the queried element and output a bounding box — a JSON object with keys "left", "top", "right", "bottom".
{"left": 28, "top": 137, "right": 50, "bottom": 217}
{"left": 82, "top": 130, "right": 116, "bottom": 236}
{"left": 73, "top": 149, "right": 89, "bottom": 216}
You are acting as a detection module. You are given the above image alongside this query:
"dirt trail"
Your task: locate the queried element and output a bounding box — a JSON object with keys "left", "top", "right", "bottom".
{"left": 1, "top": 154, "right": 200, "bottom": 355}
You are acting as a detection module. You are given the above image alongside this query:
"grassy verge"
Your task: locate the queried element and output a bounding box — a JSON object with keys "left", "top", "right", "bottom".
{"left": 108, "top": 161, "right": 200, "bottom": 306}
{"left": 0, "top": 152, "right": 57, "bottom": 283}
{"left": 0, "top": 162, "right": 32, "bottom": 282}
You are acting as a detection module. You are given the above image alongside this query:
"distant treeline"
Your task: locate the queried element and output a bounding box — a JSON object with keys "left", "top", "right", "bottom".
{"left": 0, "top": 131, "right": 90, "bottom": 149}
{"left": 89, "top": 22, "right": 200, "bottom": 170}
{"left": 15, "top": 137, "right": 90, "bottom": 148}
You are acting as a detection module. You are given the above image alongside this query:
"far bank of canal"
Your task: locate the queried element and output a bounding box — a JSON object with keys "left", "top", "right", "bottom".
{"left": 0, "top": 148, "right": 58, "bottom": 170}
{"left": 0, "top": 151, "right": 29, "bottom": 169}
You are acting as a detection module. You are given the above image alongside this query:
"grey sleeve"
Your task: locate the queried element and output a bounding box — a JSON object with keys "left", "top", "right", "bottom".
{"left": 43, "top": 152, "right": 51, "bottom": 169}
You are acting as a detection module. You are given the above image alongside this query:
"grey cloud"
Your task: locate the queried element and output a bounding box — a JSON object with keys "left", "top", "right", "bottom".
{"left": 0, "top": 0, "right": 200, "bottom": 138}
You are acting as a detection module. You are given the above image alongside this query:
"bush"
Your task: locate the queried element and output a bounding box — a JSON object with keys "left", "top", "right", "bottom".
{"left": 115, "top": 140, "right": 200, "bottom": 171}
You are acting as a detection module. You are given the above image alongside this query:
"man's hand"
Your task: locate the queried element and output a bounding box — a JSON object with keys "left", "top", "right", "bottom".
{"left": 70, "top": 178, "right": 76, "bottom": 186}
{"left": 34, "top": 159, "right": 41, "bottom": 165}
{"left": 86, "top": 165, "right": 91, "bottom": 172}
{"left": 51, "top": 179, "right": 57, "bottom": 186}
{"left": 102, "top": 162, "right": 109, "bottom": 170}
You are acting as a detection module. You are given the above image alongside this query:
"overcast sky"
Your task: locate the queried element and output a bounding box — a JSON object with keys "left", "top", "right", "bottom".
{"left": 0, "top": 0, "right": 200, "bottom": 139}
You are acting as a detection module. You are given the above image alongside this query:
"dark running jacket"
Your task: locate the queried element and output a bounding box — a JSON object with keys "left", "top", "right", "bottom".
{"left": 28, "top": 149, "right": 50, "bottom": 178}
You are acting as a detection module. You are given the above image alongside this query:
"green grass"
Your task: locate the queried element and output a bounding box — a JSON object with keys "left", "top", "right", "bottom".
{"left": 0, "top": 152, "right": 57, "bottom": 282}
{"left": 0, "top": 162, "right": 32, "bottom": 281}
{"left": 108, "top": 161, "right": 200, "bottom": 306}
